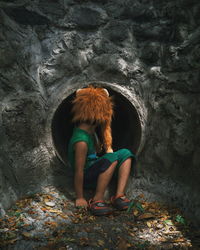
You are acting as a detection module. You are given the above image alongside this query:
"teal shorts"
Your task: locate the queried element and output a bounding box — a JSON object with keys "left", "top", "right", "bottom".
{"left": 83, "top": 149, "right": 136, "bottom": 189}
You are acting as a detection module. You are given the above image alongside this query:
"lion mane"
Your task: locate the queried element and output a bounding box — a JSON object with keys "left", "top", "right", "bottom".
{"left": 71, "top": 86, "right": 114, "bottom": 152}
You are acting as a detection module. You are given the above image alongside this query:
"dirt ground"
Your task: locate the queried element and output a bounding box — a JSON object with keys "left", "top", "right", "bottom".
{"left": 0, "top": 186, "right": 199, "bottom": 250}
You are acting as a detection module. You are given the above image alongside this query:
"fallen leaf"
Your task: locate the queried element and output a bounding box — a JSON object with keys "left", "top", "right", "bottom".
{"left": 138, "top": 194, "right": 145, "bottom": 199}
{"left": 165, "top": 238, "right": 186, "bottom": 243}
{"left": 156, "top": 223, "right": 164, "bottom": 229}
{"left": 117, "top": 237, "right": 130, "bottom": 250}
{"left": 22, "top": 232, "right": 32, "bottom": 238}
{"left": 164, "top": 220, "right": 174, "bottom": 226}
{"left": 62, "top": 237, "right": 76, "bottom": 243}
{"left": 27, "top": 210, "right": 37, "bottom": 214}
{"left": 0, "top": 238, "right": 17, "bottom": 245}
{"left": 128, "top": 232, "right": 135, "bottom": 237}
{"left": 45, "top": 221, "right": 58, "bottom": 228}
{"left": 41, "top": 207, "right": 48, "bottom": 212}
{"left": 158, "top": 237, "right": 168, "bottom": 242}
{"left": 164, "top": 231, "right": 181, "bottom": 235}
{"left": 138, "top": 213, "right": 155, "bottom": 220}
{"left": 133, "top": 210, "right": 139, "bottom": 216}
{"left": 79, "top": 237, "right": 89, "bottom": 246}
{"left": 58, "top": 214, "right": 69, "bottom": 219}
{"left": 44, "top": 195, "right": 54, "bottom": 200}
{"left": 148, "top": 208, "right": 157, "bottom": 213}
{"left": 48, "top": 209, "right": 61, "bottom": 214}
{"left": 4, "top": 232, "right": 17, "bottom": 240}
{"left": 97, "top": 239, "right": 105, "bottom": 246}
{"left": 146, "top": 221, "right": 152, "bottom": 228}
{"left": 84, "top": 227, "right": 92, "bottom": 233}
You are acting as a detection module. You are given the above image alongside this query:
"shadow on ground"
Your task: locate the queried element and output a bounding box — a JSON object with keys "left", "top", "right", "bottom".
{"left": 0, "top": 184, "right": 199, "bottom": 250}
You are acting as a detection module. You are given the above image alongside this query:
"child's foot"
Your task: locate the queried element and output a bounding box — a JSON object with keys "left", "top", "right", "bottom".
{"left": 111, "top": 195, "right": 131, "bottom": 210}
{"left": 88, "top": 199, "right": 113, "bottom": 216}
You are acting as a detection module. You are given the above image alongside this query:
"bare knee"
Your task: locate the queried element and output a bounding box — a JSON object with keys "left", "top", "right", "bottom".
{"left": 123, "top": 158, "right": 132, "bottom": 165}
{"left": 98, "top": 161, "right": 118, "bottom": 178}
{"left": 119, "top": 158, "right": 132, "bottom": 172}
{"left": 105, "top": 160, "right": 118, "bottom": 173}
{"left": 105, "top": 160, "right": 117, "bottom": 172}
{"left": 111, "top": 160, "right": 118, "bottom": 167}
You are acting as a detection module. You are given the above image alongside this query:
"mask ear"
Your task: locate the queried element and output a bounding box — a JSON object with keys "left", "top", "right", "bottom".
{"left": 103, "top": 88, "right": 109, "bottom": 96}
{"left": 76, "top": 89, "right": 83, "bottom": 95}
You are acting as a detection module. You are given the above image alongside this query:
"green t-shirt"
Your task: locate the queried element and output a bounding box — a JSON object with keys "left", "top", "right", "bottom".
{"left": 67, "top": 127, "right": 97, "bottom": 170}
{"left": 67, "top": 127, "right": 136, "bottom": 174}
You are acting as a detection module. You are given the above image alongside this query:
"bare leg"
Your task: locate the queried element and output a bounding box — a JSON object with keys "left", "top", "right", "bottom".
{"left": 115, "top": 158, "right": 132, "bottom": 197}
{"left": 93, "top": 161, "right": 118, "bottom": 201}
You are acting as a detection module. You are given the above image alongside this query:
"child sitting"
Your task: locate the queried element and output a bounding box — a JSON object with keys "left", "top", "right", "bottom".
{"left": 67, "top": 86, "right": 135, "bottom": 215}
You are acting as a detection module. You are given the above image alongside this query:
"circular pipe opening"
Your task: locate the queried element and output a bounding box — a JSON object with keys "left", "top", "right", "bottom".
{"left": 51, "top": 88, "right": 142, "bottom": 165}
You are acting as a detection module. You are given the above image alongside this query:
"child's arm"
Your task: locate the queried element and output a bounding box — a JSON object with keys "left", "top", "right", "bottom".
{"left": 74, "top": 141, "right": 88, "bottom": 208}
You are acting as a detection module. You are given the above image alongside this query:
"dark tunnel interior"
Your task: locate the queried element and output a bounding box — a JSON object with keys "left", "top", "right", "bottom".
{"left": 51, "top": 89, "right": 142, "bottom": 165}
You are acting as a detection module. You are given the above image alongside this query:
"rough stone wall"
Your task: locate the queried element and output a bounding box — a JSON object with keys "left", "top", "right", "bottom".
{"left": 0, "top": 0, "right": 200, "bottom": 223}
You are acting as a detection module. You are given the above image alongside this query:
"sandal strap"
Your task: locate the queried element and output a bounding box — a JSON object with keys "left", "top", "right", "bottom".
{"left": 88, "top": 199, "right": 106, "bottom": 208}
{"left": 88, "top": 199, "right": 113, "bottom": 215}
{"left": 111, "top": 194, "right": 130, "bottom": 203}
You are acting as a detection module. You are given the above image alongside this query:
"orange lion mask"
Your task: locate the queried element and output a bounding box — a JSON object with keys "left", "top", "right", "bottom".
{"left": 71, "top": 86, "right": 114, "bottom": 152}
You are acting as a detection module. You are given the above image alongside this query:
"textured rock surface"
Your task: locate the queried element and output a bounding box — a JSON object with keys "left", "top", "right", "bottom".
{"left": 0, "top": 0, "right": 200, "bottom": 224}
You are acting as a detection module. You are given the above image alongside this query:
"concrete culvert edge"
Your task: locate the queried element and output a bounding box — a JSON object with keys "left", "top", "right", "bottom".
{"left": 50, "top": 82, "right": 146, "bottom": 166}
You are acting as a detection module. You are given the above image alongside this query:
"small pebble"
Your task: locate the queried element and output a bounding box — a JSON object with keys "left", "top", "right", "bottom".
{"left": 77, "top": 231, "right": 88, "bottom": 238}
{"left": 45, "top": 201, "right": 55, "bottom": 207}
{"left": 0, "top": 228, "right": 9, "bottom": 232}
{"left": 156, "top": 223, "right": 164, "bottom": 229}
{"left": 114, "top": 227, "right": 122, "bottom": 233}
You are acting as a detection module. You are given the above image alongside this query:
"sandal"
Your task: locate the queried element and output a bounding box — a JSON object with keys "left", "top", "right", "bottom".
{"left": 88, "top": 199, "right": 113, "bottom": 216}
{"left": 111, "top": 195, "right": 131, "bottom": 211}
